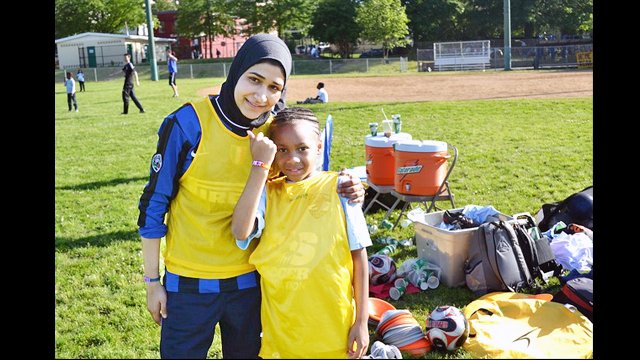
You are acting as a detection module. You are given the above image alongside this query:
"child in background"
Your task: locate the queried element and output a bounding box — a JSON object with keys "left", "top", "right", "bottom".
{"left": 297, "top": 82, "right": 329, "bottom": 104}
{"left": 76, "top": 69, "right": 85, "bottom": 92}
{"left": 232, "top": 107, "right": 371, "bottom": 358}
{"left": 65, "top": 72, "right": 78, "bottom": 112}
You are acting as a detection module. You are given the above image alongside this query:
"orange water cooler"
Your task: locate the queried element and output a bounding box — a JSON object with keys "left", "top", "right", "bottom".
{"left": 365, "top": 133, "right": 412, "bottom": 186}
{"left": 393, "top": 140, "right": 450, "bottom": 196}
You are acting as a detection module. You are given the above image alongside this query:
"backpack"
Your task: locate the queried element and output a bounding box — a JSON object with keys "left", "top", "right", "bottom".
{"left": 537, "top": 185, "right": 593, "bottom": 232}
{"left": 464, "top": 213, "right": 561, "bottom": 295}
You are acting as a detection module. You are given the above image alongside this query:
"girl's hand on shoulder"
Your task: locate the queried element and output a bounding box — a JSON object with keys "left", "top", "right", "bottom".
{"left": 338, "top": 170, "right": 365, "bottom": 204}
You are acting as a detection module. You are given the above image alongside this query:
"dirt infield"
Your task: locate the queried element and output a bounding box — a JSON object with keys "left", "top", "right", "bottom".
{"left": 198, "top": 69, "right": 592, "bottom": 102}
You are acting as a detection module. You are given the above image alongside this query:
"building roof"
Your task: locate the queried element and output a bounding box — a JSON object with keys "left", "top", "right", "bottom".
{"left": 55, "top": 32, "right": 176, "bottom": 44}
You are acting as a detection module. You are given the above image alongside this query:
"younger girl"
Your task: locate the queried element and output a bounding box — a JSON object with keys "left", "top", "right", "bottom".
{"left": 232, "top": 107, "right": 371, "bottom": 359}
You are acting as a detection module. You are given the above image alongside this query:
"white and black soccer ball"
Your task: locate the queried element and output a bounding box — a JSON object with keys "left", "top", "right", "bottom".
{"left": 425, "top": 305, "right": 469, "bottom": 351}
{"left": 368, "top": 254, "right": 397, "bottom": 285}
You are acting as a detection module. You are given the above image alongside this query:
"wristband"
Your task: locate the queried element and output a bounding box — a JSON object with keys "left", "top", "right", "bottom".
{"left": 252, "top": 160, "right": 270, "bottom": 170}
{"left": 144, "top": 276, "right": 161, "bottom": 283}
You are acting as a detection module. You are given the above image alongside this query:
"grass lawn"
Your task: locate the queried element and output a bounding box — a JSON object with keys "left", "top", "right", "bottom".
{"left": 55, "top": 75, "right": 592, "bottom": 358}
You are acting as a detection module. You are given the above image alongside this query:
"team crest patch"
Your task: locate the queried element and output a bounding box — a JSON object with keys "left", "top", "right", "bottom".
{"left": 152, "top": 154, "right": 163, "bottom": 173}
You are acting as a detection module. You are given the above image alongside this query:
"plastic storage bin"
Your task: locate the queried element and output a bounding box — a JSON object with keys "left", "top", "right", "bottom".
{"left": 408, "top": 208, "right": 512, "bottom": 288}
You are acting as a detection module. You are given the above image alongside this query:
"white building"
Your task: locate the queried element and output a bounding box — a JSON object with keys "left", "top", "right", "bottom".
{"left": 55, "top": 32, "right": 176, "bottom": 69}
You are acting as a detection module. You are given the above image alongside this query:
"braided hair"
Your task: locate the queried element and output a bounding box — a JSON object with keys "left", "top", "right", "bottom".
{"left": 270, "top": 107, "right": 321, "bottom": 136}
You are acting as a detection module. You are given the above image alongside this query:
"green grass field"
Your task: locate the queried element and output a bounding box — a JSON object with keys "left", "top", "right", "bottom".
{"left": 55, "top": 75, "right": 592, "bottom": 358}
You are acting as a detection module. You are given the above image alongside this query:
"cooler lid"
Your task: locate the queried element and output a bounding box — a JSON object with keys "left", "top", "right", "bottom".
{"left": 365, "top": 132, "right": 412, "bottom": 147}
{"left": 394, "top": 140, "right": 447, "bottom": 153}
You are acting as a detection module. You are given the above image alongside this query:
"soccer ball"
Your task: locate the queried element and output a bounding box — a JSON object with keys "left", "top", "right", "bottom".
{"left": 368, "top": 254, "right": 397, "bottom": 285}
{"left": 425, "top": 305, "right": 469, "bottom": 351}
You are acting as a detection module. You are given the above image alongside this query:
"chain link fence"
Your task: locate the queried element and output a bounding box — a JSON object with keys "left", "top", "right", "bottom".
{"left": 55, "top": 45, "right": 591, "bottom": 83}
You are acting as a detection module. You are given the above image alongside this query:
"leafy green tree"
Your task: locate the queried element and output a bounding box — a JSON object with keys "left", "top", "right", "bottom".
{"left": 176, "top": 0, "right": 236, "bottom": 58}
{"left": 403, "top": 0, "right": 465, "bottom": 42}
{"left": 233, "top": 0, "right": 316, "bottom": 40}
{"left": 531, "top": 0, "right": 592, "bottom": 36}
{"left": 55, "top": 0, "right": 147, "bottom": 39}
{"left": 309, "top": 0, "right": 361, "bottom": 58}
{"left": 355, "top": 0, "right": 410, "bottom": 58}
{"left": 153, "top": 0, "right": 178, "bottom": 13}
{"left": 458, "top": 0, "right": 503, "bottom": 40}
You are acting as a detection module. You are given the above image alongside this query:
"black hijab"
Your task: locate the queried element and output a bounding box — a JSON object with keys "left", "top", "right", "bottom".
{"left": 217, "top": 34, "right": 292, "bottom": 130}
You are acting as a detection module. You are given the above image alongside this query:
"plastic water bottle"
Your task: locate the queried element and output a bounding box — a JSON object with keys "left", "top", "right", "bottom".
{"left": 389, "top": 278, "right": 407, "bottom": 300}
{"left": 376, "top": 244, "right": 397, "bottom": 255}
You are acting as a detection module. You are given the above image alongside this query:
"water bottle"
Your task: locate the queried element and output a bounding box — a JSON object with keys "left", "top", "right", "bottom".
{"left": 392, "top": 114, "right": 402, "bottom": 134}
{"left": 389, "top": 278, "right": 407, "bottom": 300}
{"left": 376, "top": 244, "right": 397, "bottom": 255}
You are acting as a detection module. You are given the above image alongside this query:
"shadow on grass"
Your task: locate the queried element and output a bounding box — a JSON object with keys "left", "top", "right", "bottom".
{"left": 56, "top": 229, "right": 139, "bottom": 252}
{"left": 56, "top": 176, "right": 148, "bottom": 191}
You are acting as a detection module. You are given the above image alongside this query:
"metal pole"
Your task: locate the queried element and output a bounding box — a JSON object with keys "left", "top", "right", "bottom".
{"left": 144, "top": 0, "right": 159, "bottom": 80}
{"left": 503, "top": 0, "right": 512, "bottom": 70}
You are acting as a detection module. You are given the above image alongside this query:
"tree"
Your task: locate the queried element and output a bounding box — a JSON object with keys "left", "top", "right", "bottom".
{"left": 153, "top": 0, "right": 178, "bottom": 13}
{"left": 403, "top": 0, "right": 465, "bottom": 43}
{"left": 233, "top": 0, "right": 316, "bottom": 40}
{"left": 355, "top": 0, "right": 410, "bottom": 58}
{"left": 309, "top": 0, "right": 361, "bottom": 58}
{"left": 176, "top": 0, "right": 236, "bottom": 59}
{"left": 530, "top": 0, "right": 593, "bottom": 37}
{"left": 459, "top": 0, "right": 503, "bottom": 40}
{"left": 55, "top": 0, "right": 147, "bottom": 39}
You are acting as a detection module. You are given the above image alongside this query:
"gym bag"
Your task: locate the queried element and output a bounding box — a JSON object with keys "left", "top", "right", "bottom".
{"left": 464, "top": 213, "right": 561, "bottom": 296}
{"left": 552, "top": 276, "right": 593, "bottom": 322}
{"left": 537, "top": 185, "right": 593, "bottom": 232}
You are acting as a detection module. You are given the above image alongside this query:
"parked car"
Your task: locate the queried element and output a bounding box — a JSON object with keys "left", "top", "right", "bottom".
{"left": 359, "top": 48, "right": 384, "bottom": 58}
{"left": 317, "top": 42, "right": 331, "bottom": 52}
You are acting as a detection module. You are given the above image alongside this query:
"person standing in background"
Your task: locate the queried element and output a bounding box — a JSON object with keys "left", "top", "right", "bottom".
{"left": 167, "top": 50, "right": 179, "bottom": 97}
{"left": 65, "top": 72, "right": 78, "bottom": 112}
{"left": 76, "top": 69, "right": 86, "bottom": 92}
{"left": 121, "top": 53, "right": 145, "bottom": 114}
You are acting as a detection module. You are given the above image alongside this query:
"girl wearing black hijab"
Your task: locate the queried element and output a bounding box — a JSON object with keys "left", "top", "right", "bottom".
{"left": 138, "top": 34, "right": 364, "bottom": 358}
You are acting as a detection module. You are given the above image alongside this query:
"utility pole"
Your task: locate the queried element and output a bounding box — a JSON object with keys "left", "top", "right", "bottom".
{"left": 503, "top": 0, "right": 512, "bottom": 70}
{"left": 145, "top": 0, "right": 159, "bottom": 80}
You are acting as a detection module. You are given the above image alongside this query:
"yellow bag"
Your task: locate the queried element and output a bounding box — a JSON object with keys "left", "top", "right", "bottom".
{"left": 463, "top": 292, "right": 593, "bottom": 358}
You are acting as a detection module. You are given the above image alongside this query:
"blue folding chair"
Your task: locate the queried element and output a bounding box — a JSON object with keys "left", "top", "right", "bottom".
{"left": 318, "top": 114, "right": 333, "bottom": 171}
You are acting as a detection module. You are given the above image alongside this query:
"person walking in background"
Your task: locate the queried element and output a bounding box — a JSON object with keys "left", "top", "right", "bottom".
{"left": 121, "top": 53, "right": 145, "bottom": 114}
{"left": 137, "top": 34, "right": 367, "bottom": 359}
{"left": 167, "top": 49, "right": 179, "bottom": 97}
{"left": 232, "top": 107, "right": 371, "bottom": 359}
{"left": 76, "top": 69, "right": 86, "bottom": 92}
{"left": 297, "top": 82, "right": 329, "bottom": 104}
{"left": 65, "top": 72, "right": 78, "bottom": 112}
{"left": 216, "top": 48, "right": 221, "bottom": 58}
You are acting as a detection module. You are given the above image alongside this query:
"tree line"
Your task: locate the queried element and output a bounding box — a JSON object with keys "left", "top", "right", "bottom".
{"left": 55, "top": 0, "right": 592, "bottom": 59}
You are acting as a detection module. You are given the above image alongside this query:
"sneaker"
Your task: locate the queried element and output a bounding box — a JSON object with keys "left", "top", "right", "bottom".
{"left": 140, "top": 109, "right": 146, "bottom": 113}
{"left": 75, "top": 109, "right": 79, "bottom": 112}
